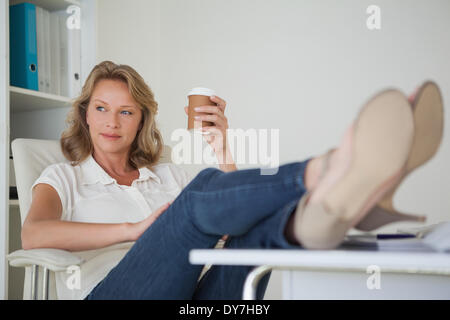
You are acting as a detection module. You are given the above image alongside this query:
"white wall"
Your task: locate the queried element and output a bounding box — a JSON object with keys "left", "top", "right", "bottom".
{"left": 13, "top": 0, "right": 448, "bottom": 299}
{"left": 97, "top": 0, "right": 161, "bottom": 99}
{"left": 96, "top": 0, "right": 450, "bottom": 230}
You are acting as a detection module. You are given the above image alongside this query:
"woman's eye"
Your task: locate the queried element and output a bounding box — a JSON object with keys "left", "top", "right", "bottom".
{"left": 95, "top": 106, "right": 132, "bottom": 115}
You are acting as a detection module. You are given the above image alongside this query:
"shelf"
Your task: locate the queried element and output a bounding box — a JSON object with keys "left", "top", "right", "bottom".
{"left": 10, "top": 86, "right": 72, "bottom": 113}
{"left": 2, "top": 0, "right": 96, "bottom": 301}
{"left": 9, "top": 0, "right": 80, "bottom": 11}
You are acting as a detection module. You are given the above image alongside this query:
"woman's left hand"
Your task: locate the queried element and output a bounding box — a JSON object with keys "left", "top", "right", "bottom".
{"left": 184, "top": 95, "right": 229, "bottom": 156}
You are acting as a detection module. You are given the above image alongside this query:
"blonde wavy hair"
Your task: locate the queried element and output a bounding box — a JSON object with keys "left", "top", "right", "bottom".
{"left": 60, "top": 60, "right": 164, "bottom": 169}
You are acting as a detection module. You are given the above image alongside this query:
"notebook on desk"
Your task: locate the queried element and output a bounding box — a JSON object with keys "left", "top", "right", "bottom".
{"left": 343, "top": 221, "right": 450, "bottom": 253}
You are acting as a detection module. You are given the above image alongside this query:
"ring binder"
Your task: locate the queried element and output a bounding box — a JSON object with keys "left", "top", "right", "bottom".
{"left": 10, "top": 3, "right": 39, "bottom": 91}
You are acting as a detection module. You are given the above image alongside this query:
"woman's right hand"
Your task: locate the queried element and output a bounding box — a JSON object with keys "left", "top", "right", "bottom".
{"left": 128, "top": 201, "right": 173, "bottom": 241}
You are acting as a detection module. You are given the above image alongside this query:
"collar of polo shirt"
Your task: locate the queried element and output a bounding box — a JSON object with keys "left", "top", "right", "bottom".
{"left": 80, "top": 154, "right": 161, "bottom": 185}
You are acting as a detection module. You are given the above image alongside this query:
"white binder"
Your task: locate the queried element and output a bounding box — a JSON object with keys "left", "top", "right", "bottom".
{"left": 49, "top": 12, "right": 61, "bottom": 95}
{"left": 35, "top": 6, "right": 45, "bottom": 92}
{"left": 55, "top": 9, "right": 81, "bottom": 98}
{"left": 67, "top": 23, "right": 81, "bottom": 98}
{"left": 56, "top": 10, "right": 69, "bottom": 97}
{"left": 43, "top": 9, "right": 51, "bottom": 94}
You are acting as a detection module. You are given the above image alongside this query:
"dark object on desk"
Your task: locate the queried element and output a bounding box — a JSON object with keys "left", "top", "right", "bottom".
{"left": 10, "top": 186, "right": 18, "bottom": 199}
{"left": 377, "top": 234, "right": 416, "bottom": 239}
{"left": 341, "top": 233, "right": 416, "bottom": 251}
{"left": 343, "top": 224, "right": 450, "bottom": 252}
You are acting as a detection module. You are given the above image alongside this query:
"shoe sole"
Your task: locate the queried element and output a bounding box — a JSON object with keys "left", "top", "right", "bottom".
{"left": 379, "top": 81, "right": 444, "bottom": 211}
{"left": 355, "top": 81, "right": 444, "bottom": 231}
{"left": 408, "top": 81, "right": 444, "bottom": 171}
{"left": 294, "top": 89, "right": 414, "bottom": 249}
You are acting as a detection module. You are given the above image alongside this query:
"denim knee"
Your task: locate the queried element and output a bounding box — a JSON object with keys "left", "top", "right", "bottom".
{"left": 197, "top": 167, "right": 221, "bottom": 185}
{"left": 199, "top": 167, "right": 220, "bottom": 177}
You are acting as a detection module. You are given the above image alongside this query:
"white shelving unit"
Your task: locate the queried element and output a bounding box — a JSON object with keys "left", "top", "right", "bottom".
{"left": 10, "top": 86, "right": 72, "bottom": 112}
{"left": 0, "top": 0, "right": 97, "bottom": 299}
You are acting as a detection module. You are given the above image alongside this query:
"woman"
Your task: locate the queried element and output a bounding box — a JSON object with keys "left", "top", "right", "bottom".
{"left": 22, "top": 61, "right": 443, "bottom": 299}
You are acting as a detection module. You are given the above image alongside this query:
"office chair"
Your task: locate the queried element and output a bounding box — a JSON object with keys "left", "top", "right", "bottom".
{"left": 6, "top": 138, "right": 179, "bottom": 299}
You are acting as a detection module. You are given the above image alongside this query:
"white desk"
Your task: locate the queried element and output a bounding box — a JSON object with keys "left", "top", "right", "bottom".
{"left": 190, "top": 242, "right": 450, "bottom": 300}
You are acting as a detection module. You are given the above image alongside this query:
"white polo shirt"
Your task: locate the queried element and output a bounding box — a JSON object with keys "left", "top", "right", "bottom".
{"left": 30, "top": 154, "right": 195, "bottom": 299}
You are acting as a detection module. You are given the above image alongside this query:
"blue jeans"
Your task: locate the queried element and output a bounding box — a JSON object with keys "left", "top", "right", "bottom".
{"left": 85, "top": 160, "right": 310, "bottom": 300}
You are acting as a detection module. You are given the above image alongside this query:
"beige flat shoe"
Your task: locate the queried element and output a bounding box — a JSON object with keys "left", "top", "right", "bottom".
{"left": 294, "top": 89, "right": 414, "bottom": 249}
{"left": 355, "top": 81, "right": 444, "bottom": 231}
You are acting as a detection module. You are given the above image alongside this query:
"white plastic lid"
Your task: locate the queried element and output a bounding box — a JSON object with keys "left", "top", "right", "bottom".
{"left": 187, "top": 87, "right": 216, "bottom": 97}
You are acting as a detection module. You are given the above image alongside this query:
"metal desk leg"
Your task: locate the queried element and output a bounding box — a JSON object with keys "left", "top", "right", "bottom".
{"left": 31, "top": 265, "right": 39, "bottom": 300}
{"left": 30, "top": 265, "right": 50, "bottom": 300}
{"left": 243, "top": 265, "right": 273, "bottom": 300}
{"left": 42, "top": 267, "right": 50, "bottom": 300}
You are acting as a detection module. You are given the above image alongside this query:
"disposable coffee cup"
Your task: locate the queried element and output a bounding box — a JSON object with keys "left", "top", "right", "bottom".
{"left": 187, "top": 87, "right": 217, "bottom": 135}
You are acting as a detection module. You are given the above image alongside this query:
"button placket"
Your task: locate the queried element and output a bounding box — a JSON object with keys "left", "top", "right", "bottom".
{"left": 127, "top": 186, "right": 152, "bottom": 217}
